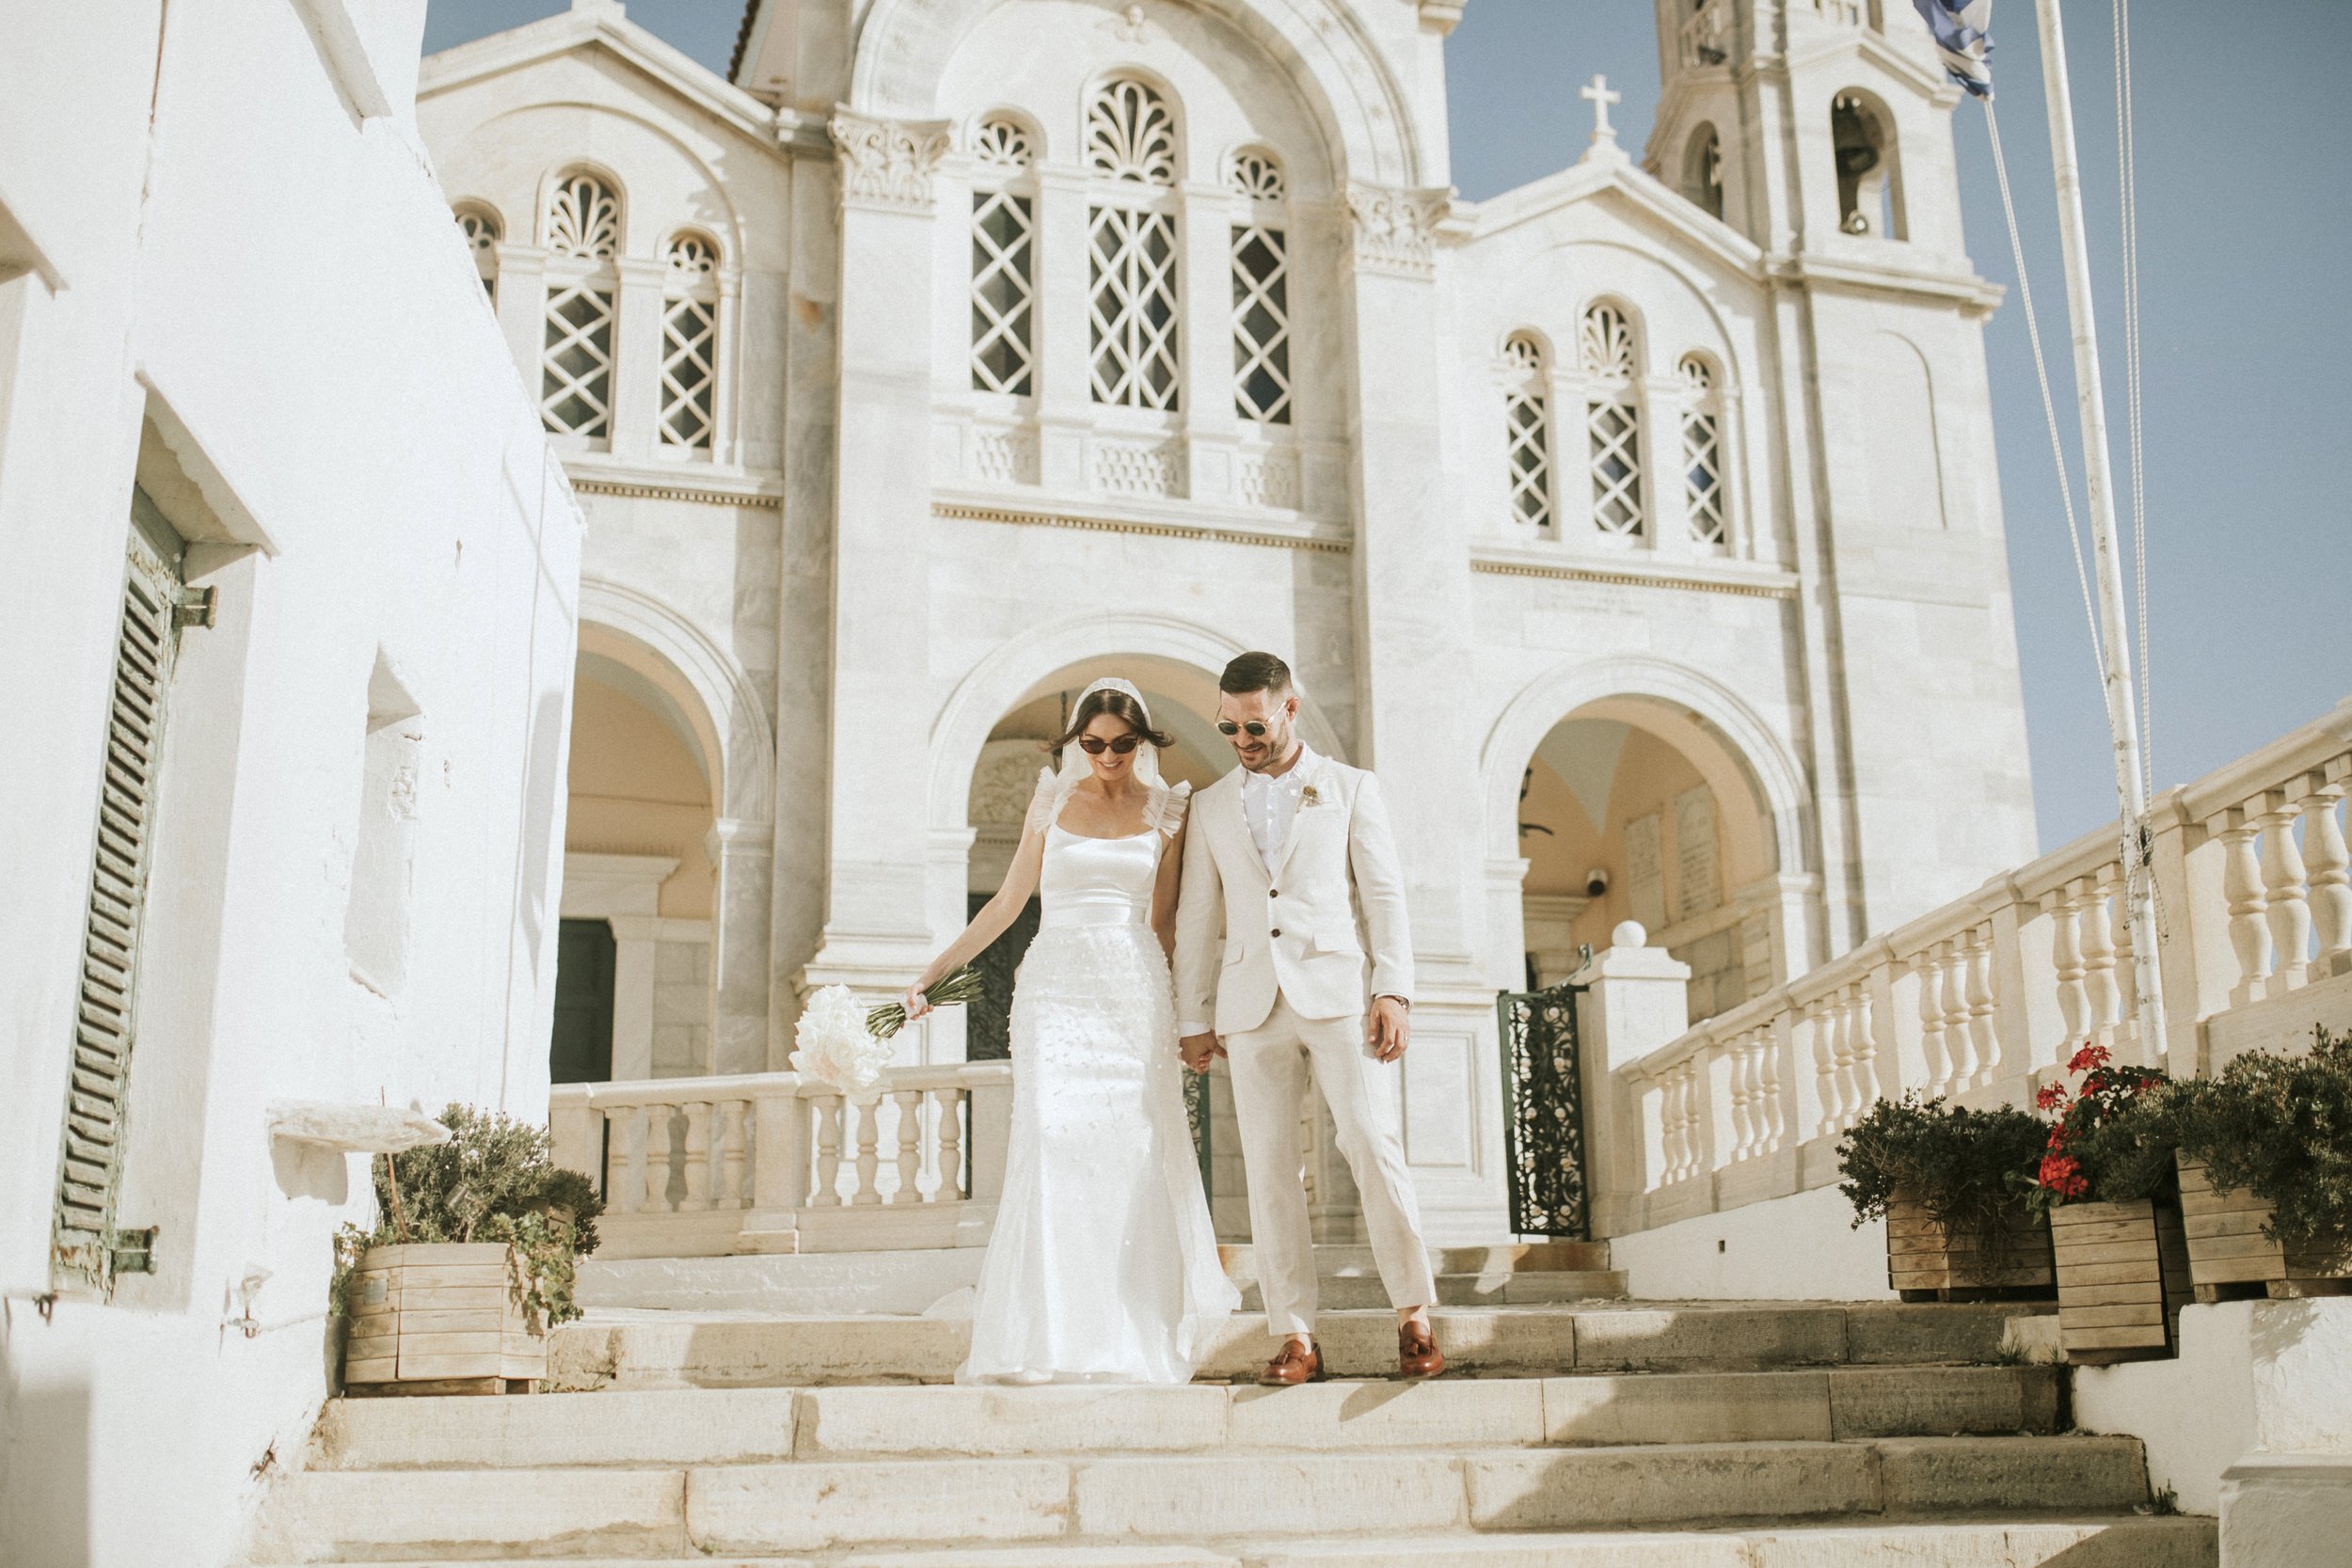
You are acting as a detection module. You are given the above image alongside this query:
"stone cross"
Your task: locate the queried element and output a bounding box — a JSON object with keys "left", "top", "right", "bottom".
{"left": 1581, "top": 74, "right": 1622, "bottom": 146}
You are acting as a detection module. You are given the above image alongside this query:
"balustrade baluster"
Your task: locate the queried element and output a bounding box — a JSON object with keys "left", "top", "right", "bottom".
{"left": 2219, "top": 807, "right": 2273, "bottom": 1006}
{"left": 1725, "top": 1033, "right": 1757, "bottom": 1162}
{"left": 611, "top": 1106, "right": 643, "bottom": 1216}
{"left": 2050, "top": 884, "right": 2089, "bottom": 1051}
{"left": 1829, "top": 987, "right": 1861, "bottom": 1132}
{"left": 1963, "top": 925, "right": 1999, "bottom": 1085}
{"left": 1758, "top": 1025, "right": 1786, "bottom": 1152}
{"left": 1938, "top": 937, "right": 1975, "bottom": 1083}
{"left": 813, "top": 1097, "right": 844, "bottom": 1207}
{"left": 1806, "top": 997, "right": 1838, "bottom": 1140}
{"left": 718, "top": 1101, "right": 748, "bottom": 1209}
{"left": 680, "top": 1101, "right": 711, "bottom": 1212}
{"left": 1851, "top": 982, "right": 1883, "bottom": 1109}
{"left": 852, "top": 1097, "right": 883, "bottom": 1206}
{"left": 1673, "top": 1061, "right": 1701, "bottom": 1182}
{"left": 2258, "top": 790, "right": 2312, "bottom": 995}
{"left": 936, "top": 1089, "right": 966, "bottom": 1201}
{"left": 2080, "top": 875, "right": 2121, "bottom": 1048}
{"left": 892, "top": 1089, "right": 923, "bottom": 1204}
{"left": 1915, "top": 948, "right": 1950, "bottom": 1096}
{"left": 2306, "top": 774, "right": 2352, "bottom": 976}
{"left": 644, "top": 1104, "right": 673, "bottom": 1213}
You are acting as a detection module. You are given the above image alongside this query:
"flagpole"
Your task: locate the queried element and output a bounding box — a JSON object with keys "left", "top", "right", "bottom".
{"left": 2031, "top": 0, "right": 2168, "bottom": 1064}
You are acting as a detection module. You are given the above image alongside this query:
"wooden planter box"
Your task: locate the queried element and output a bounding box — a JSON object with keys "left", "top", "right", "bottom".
{"left": 1886, "top": 1195, "right": 2057, "bottom": 1302}
{"left": 2051, "top": 1198, "right": 2194, "bottom": 1365}
{"left": 2178, "top": 1157, "right": 2352, "bottom": 1303}
{"left": 344, "top": 1242, "right": 545, "bottom": 1396}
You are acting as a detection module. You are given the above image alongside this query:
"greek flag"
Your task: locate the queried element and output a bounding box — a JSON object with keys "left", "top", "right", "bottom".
{"left": 1913, "top": 0, "right": 1994, "bottom": 99}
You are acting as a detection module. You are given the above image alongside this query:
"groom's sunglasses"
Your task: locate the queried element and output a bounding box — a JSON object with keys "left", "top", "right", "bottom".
{"left": 1077, "top": 734, "right": 1146, "bottom": 755}
{"left": 1216, "top": 721, "right": 1274, "bottom": 738}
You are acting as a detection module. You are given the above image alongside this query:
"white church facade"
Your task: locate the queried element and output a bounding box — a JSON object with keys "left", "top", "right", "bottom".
{"left": 417, "top": 0, "right": 2036, "bottom": 1242}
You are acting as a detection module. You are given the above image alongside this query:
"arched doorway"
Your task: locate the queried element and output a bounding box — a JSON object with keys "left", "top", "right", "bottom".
{"left": 553, "top": 630, "right": 719, "bottom": 1085}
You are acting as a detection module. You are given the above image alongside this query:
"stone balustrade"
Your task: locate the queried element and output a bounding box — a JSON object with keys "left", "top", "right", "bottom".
{"left": 1598, "top": 698, "right": 2352, "bottom": 1236}
{"left": 550, "top": 1062, "right": 1014, "bottom": 1259}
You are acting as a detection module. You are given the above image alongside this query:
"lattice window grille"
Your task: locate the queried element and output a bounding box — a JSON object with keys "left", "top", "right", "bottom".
{"left": 455, "top": 206, "right": 501, "bottom": 302}
{"left": 1089, "top": 204, "right": 1181, "bottom": 410}
{"left": 54, "top": 510, "right": 183, "bottom": 1295}
{"left": 1580, "top": 302, "right": 1636, "bottom": 380}
{"left": 971, "top": 190, "right": 1036, "bottom": 396}
{"left": 972, "top": 115, "right": 1037, "bottom": 172}
{"left": 1232, "top": 226, "right": 1291, "bottom": 424}
{"left": 1087, "top": 77, "right": 1177, "bottom": 186}
{"left": 1229, "top": 149, "right": 1285, "bottom": 201}
{"left": 1679, "top": 356, "right": 1725, "bottom": 546}
{"left": 1581, "top": 304, "right": 1644, "bottom": 537}
{"left": 541, "top": 282, "right": 615, "bottom": 439}
{"left": 657, "top": 236, "right": 719, "bottom": 452}
{"left": 1502, "top": 336, "right": 1553, "bottom": 533}
{"left": 546, "top": 173, "right": 619, "bottom": 260}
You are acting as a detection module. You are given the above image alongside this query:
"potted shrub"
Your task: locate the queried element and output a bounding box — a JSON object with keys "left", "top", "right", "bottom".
{"left": 2166, "top": 1025, "right": 2352, "bottom": 1301}
{"left": 1836, "top": 1096, "right": 2055, "bottom": 1301}
{"left": 335, "top": 1104, "right": 604, "bottom": 1396}
{"left": 2026, "top": 1044, "right": 2191, "bottom": 1365}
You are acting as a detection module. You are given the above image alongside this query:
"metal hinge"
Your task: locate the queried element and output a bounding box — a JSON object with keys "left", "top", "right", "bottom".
{"left": 172, "top": 585, "right": 215, "bottom": 629}
{"left": 108, "top": 1227, "right": 158, "bottom": 1276}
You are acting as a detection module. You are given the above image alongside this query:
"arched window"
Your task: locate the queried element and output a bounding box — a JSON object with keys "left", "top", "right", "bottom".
{"left": 1085, "top": 77, "right": 1181, "bottom": 410}
{"left": 1831, "top": 90, "right": 1904, "bottom": 238}
{"left": 540, "top": 170, "right": 621, "bottom": 442}
{"left": 659, "top": 232, "right": 720, "bottom": 453}
{"left": 1678, "top": 355, "right": 1727, "bottom": 547}
{"left": 1581, "top": 303, "right": 1645, "bottom": 538}
{"left": 453, "top": 203, "right": 501, "bottom": 302}
{"left": 1229, "top": 149, "right": 1290, "bottom": 425}
{"left": 969, "top": 114, "right": 1037, "bottom": 397}
{"left": 1502, "top": 334, "right": 1553, "bottom": 534}
{"left": 1682, "top": 125, "right": 1724, "bottom": 222}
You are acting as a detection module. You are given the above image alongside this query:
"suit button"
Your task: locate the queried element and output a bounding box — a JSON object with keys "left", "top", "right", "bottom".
{"left": 1271, "top": 928, "right": 1283, "bottom": 938}
{"left": 1269, "top": 888, "right": 1279, "bottom": 898}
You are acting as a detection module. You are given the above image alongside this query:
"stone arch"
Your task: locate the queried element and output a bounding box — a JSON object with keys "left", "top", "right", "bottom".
{"left": 850, "top": 0, "right": 1423, "bottom": 187}
{"left": 498, "top": 103, "right": 747, "bottom": 262}
{"left": 929, "top": 611, "right": 1348, "bottom": 831}
{"left": 576, "top": 576, "right": 774, "bottom": 825}
{"left": 1480, "top": 655, "right": 1809, "bottom": 882}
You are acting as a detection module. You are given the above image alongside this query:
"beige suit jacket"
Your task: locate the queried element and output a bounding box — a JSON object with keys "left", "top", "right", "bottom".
{"left": 1174, "top": 752, "right": 1414, "bottom": 1036}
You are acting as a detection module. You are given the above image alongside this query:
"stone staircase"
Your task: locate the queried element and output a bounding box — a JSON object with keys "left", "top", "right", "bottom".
{"left": 244, "top": 1264, "right": 2219, "bottom": 1566}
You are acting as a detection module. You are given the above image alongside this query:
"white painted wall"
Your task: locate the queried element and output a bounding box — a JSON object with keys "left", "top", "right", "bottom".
{"left": 1608, "top": 1182, "right": 1897, "bottom": 1303}
{"left": 0, "top": 6, "right": 580, "bottom": 1565}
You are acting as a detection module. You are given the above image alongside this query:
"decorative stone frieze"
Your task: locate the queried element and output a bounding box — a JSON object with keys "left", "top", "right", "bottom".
{"left": 828, "top": 109, "right": 951, "bottom": 212}
{"left": 1343, "top": 182, "right": 1452, "bottom": 278}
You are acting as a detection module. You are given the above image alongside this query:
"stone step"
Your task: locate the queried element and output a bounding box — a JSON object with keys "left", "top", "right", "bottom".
{"left": 313, "top": 1366, "right": 2063, "bottom": 1470}
{"left": 547, "top": 1302, "right": 2056, "bottom": 1390}
{"left": 578, "top": 1245, "right": 1622, "bottom": 1317}
{"left": 245, "top": 1436, "right": 2151, "bottom": 1561}
{"left": 278, "top": 1517, "right": 2219, "bottom": 1567}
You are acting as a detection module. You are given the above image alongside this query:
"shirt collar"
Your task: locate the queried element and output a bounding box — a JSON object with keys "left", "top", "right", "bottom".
{"left": 1245, "top": 744, "right": 1317, "bottom": 791}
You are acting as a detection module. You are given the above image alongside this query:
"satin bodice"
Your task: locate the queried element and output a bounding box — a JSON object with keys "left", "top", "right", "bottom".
{"left": 1039, "top": 823, "right": 1162, "bottom": 930}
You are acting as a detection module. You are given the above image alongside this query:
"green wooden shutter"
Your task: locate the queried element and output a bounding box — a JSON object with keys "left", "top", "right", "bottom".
{"left": 52, "top": 497, "right": 186, "bottom": 1293}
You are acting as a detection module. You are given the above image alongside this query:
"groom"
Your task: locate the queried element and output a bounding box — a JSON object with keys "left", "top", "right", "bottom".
{"left": 1175, "top": 652, "right": 1443, "bottom": 1385}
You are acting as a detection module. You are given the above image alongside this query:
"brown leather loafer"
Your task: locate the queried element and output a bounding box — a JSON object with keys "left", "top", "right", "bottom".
{"left": 1259, "top": 1338, "right": 1324, "bottom": 1386}
{"left": 1398, "top": 1319, "right": 1444, "bottom": 1379}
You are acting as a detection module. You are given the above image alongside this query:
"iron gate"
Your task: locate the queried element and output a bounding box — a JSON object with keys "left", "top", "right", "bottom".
{"left": 1496, "top": 980, "right": 1591, "bottom": 1239}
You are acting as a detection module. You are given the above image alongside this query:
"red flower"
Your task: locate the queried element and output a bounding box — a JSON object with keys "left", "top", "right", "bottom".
{"left": 2038, "top": 1152, "right": 2088, "bottom": 1200}
{"left": 2067, "top": 1041, "right": 2110, "bottom": 1075}
{"left": 2035, "top": 1083, "right": 2067, "bottom": 1111}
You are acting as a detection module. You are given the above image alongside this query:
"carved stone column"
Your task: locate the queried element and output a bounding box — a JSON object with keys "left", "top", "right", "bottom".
{"left": 803, "top": 112, "right": 953, "bottom": 1005}
{"left": 1339, "top": 181, "right": 1508, "bottom": 1240}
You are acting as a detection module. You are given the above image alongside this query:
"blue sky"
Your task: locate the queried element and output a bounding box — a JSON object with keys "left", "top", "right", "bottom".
{"left": 427, "top": 0, "right": 2347, "bottom": 852}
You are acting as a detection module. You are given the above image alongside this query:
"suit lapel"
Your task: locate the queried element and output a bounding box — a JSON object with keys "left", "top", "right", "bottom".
{"left": 1216, "top": 772, "right": 1267, "bottom": 885}
{"left": 1269, "top": 757, "right": 1328, "bottom": 882}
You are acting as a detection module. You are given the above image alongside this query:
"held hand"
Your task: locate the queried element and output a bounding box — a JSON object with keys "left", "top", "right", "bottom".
{"left": 1367, "top": 996, "right": 1410, "bottom": 1063}
{"left": 901, "top": 984, "right": 935, "bottom": 1023}
{"left": 1178, "top": 1032, "right": 1225, "bottom": 1073}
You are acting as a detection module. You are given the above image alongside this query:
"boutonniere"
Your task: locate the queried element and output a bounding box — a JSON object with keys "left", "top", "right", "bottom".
{"left": 1298, "top": 783, "right": 1325, "bottom": 808}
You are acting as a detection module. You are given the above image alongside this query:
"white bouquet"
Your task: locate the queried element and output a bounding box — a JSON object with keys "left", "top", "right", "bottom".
{"left": 788, "top": 968, "right": 984, "bottom": 1098}
{"left": 790, "top": 985, "right": 895, "bottom": 1098}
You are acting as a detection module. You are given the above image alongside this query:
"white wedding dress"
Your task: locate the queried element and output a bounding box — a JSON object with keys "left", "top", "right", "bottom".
{"left": 957, "top": 769, "right": 1239, "bottom": 1385}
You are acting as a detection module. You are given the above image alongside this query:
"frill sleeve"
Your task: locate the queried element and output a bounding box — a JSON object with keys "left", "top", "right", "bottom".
{"left": 1149, "top": 779, "right": 1194, "bottom": 840}
{"left": 1024, "top": 767, "right": 1061, "bottom": 836}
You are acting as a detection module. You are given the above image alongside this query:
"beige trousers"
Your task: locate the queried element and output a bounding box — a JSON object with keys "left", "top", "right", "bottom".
{"left": 1224, "top": 994, "right": 1438, "bottom": 1336}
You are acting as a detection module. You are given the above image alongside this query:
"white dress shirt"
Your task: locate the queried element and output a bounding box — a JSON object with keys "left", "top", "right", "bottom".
{"left": 1241, "top": 745, "right": 1316, "bottom": 879}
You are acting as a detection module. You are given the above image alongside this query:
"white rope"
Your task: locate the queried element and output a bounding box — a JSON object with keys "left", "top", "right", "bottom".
{"left": 1982, "top": 103, "right": 2108, "bottom": 697}
{"left": 2112, "top": 0, "right": 2153, "bottom": 800}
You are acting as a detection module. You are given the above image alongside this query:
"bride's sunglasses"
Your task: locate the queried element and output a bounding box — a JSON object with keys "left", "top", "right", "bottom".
{"left": 1216, "top": 720, "right": 1274, "bottom": 738}
{"left": 1077, "top": 734, "right": 1146, "bottom": 755}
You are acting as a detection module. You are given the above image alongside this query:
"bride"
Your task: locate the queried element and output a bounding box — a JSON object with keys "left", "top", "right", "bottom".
{"left": 901, "top": 677, "right": 1238, "bottom": 1384}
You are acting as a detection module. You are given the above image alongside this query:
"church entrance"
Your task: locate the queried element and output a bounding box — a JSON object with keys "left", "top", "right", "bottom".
{"left": 549, "top": 917, "right": 616, "bottom": 1085}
